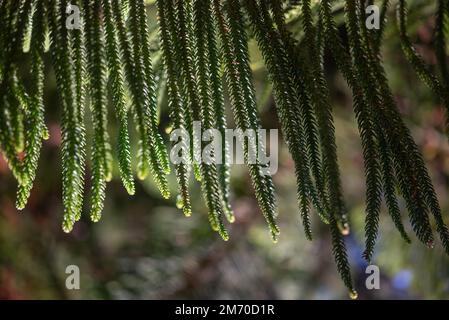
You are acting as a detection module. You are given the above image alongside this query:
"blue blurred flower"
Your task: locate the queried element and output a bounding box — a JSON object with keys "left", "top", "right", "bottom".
{"left": 392, "top": 270, "right": 413, "bottom": 290}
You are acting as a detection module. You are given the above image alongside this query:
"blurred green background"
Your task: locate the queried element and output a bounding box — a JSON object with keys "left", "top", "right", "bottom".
{"left": 1, "top": 0, "right": 449, "bottom": 299}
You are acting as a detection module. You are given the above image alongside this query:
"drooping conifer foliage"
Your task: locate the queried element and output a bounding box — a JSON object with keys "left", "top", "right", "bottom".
{"left": 1, "top": 0, "right": 449, "bottom": 297}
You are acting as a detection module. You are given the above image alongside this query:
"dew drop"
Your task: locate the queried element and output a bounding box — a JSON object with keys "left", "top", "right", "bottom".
{"left": 176, "top": 194, "right": 184, "bottom": 209}
{"left": 105, "top": 172, "right": 113, "bottom": 182}
{"left": 137, "top": 170, "right": 148, "bottom": 181}
{"left": 341, "top": 223, "right": 350, "bottom": 236}
{"left": 349, "top": 290, "right": 358, "bottom": 300}
{"left": 42, "top": 128, "right": 50, "bottom": 140}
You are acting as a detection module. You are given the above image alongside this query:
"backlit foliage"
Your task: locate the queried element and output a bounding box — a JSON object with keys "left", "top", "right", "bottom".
{"left": 1, "top": 0, "right": 449, "bottom": 297}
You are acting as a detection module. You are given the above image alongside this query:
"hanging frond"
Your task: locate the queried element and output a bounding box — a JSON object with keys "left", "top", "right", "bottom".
{"left": 214, "top": 0, "right": 279, "bottom": 241}
{"left": 156, "top": 0, "right": 192, "bottom": 217}
{"left": 363, "top": 0, "right": 449, "bottom": 255}
{"left": 321, "top": 0, "right": 411, "bottom": 249}
{"left": 1, "top": 1, "right": 32, "bottom": 155}
{"left": 243, "top": 0, "right": 356, "bottom": 293}
{"left": 227, "top": 0, "right": 279, "bottom": 232}
{"left": 136, "top": 0, "right": 171, "bottom": 177}
{"left": 193, "top": 0, "right": 230, "bottom": 238}
{"left": 244, "top": 0, "right": 313, "bottom": 239}
{"left": 378, "top": 131, "right": 411, "bottom": 243}
{"left": 166, "top": 0, "right": 202, "bottom": 183}
{"left": 268, "top": 0, "right": 329, "bottom": 225}
{"left": 110, "top": 0, "right": 151, "bottom": 183}
{"left": 345, "top": 0, "right": 449, "bottom": 257}
{"left": 48, "top": 0, "right": 86, "bottom": 232}
{"left": 71, "top": 0, "right": 87, "bottom": 220}
{"left": 330, "top": 213, "right": 358, "bottom": 299}
{"left": 128, "top": 0, "right": 170, "bottom": 198}
{"left": 204, "top": 0, "right": 234, "bottom": 222}
{"left": 435, "top": 0, "right": 449, "bottom": 89}
{"left": 16, "top": 0, "right": 47, "bottom": 210}
{"left": 102, "top": 0, "right": 135, "bottom": 196}
{"left": 397, "top": 0, "right": 449, "bottom": 134}
{"left": 373, "top": 0, "right": 390, "bottom": 52}
{"left": 299, "top": 0, "right": 348, "bottom": 232}
{"left": 84, "top": 0, "right": 112, "bottom": 222}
